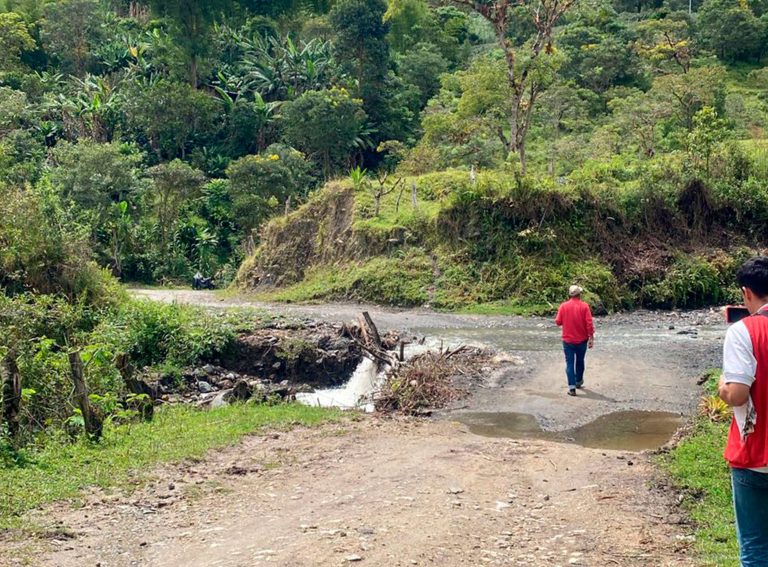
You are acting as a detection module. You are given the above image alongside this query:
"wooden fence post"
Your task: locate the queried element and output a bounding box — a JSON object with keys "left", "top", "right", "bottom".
{"left": 2, "top": 352, "right": 21, "bottom": 442}
{"left": 68, "top": 351, "right": 103, "bottom": 440}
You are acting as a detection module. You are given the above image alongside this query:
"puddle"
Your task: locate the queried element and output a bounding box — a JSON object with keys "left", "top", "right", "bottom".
{"left": 456, "top": 410, "right": 683, "bottom": 451}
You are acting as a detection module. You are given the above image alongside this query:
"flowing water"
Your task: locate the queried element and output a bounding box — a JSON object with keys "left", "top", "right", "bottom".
{"left": 296, "top": 357, "right": 381, "bottom": 411}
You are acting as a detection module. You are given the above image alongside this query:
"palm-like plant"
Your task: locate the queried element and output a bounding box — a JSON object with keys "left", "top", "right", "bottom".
{"left": 240, "top": 35, "right": 337, "bottom": 101}
{"left": 44, "top": 74, "right": 124, "bottom": 142}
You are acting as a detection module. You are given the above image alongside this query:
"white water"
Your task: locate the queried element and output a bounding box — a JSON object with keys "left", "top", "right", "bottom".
{"left": 296, "top": 357, "right": 383, "bottom": 412}
{"left": 296, "top": 342, "right": 440, "bottom": 412}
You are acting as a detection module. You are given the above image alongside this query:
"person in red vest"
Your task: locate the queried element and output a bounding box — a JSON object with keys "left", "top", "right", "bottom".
{"left": 720, "top": 256, "right": 768, "bottom": 565}
{"left": 555, "top": 285, "right": 595, "bottom": 397}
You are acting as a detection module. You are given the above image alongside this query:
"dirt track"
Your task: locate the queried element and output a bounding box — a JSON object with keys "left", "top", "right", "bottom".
{"left": 2, "top": 291, "right": 727, "bottom": 566}
{"left": 24, "top": 420, "right": 694, "bottom": 567}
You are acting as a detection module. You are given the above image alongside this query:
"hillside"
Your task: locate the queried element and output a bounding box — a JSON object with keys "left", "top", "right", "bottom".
{"left": 237, "top": 156, "right": 768, "bottom": 314}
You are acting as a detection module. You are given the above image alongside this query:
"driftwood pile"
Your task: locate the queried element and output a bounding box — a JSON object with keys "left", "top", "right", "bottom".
{"left": 342, "top": 312, "right": 481, "bottom": 415}
{"left": 339, "top": 311, "right": 412, "bottom": 371}
{"left": 374, "top": 346, "right": 477, "bottom": 415}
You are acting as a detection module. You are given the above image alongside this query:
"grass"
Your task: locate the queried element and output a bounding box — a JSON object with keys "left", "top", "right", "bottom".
{"left": 0, "top": 403, "right": 342, "bottom": 530}
{"left": 661, "top": 371, "right": 739, "bottom": 566}
{"left": 456, "top": 299, "right": 556, "bottom": 316}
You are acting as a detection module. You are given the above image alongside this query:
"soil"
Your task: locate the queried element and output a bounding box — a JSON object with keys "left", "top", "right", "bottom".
{"left": 1, "top": 290, "right": 727, "bottom": 566}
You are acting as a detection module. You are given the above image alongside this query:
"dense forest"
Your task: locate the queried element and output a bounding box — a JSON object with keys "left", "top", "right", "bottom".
{"left": 2, "top": 0, "right": 768, "bottom": 445}
{"left": 2, "top": 0, "right": 768, "bottom": 293}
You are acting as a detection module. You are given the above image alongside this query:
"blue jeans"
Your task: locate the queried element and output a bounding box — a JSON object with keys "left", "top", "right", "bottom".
{"left": 732, "top": 467, "right": 768, "bottom": 566}
{"left": 563, "top": 341, "right": 588, "bottom": 389}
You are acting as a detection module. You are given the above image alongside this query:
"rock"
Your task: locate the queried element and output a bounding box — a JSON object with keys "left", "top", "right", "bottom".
{"left": 210, "top": 390, "right": 231, "bottom": 409}
{"left": 447, "top": 487, "right": 464, "bottom": 495}
{"left": 198, "top": 381, "right": 214, "bottom": 394}
{"left": 491, "top": 353, "right": 525, "bottom": 365}
{"left": 345, "top": 555, "right": 363, "bottom": 562}
{"left": 202, "top": 364, "right": 214, "bottom": 373}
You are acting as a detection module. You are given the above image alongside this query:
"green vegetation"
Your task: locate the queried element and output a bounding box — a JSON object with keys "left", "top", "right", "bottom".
{"left": 0, "top": 402, "right": 341, "bottom": 530}
{"left": 239, "top": 162, "right": 758, "bottom": 312}
{"left": 662, "top": 371, "right": 738, "bottom": 566}
{"left": 0, "top": 293, "right": 281, "bottom": 444}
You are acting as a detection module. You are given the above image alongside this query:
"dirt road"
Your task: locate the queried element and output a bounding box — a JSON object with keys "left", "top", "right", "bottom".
{"left": 27, "top": 420, "right": 693, "bottom": 567}
{"left": 7, "top": 291, "right": 725, "bottom": 566}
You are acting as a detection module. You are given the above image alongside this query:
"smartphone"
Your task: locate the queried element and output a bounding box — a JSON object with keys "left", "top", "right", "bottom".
{"left": 725, "top": 306, "right": 751, "bottom": 324}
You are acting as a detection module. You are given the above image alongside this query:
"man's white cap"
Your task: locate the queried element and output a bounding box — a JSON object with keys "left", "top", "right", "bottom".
{"left": 569, "top": 285, "right": 583, "bottom": 297}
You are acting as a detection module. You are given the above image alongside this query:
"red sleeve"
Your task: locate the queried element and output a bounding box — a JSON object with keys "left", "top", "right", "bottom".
{"left": 555, "top": 305, "right": 563, "bottom": 326}
{"left": 585, "top": 304, "right": 594, "bottom": 337}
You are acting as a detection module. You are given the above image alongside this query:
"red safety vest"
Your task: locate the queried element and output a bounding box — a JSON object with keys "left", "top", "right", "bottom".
{"left": 725, "top": 313, "right": 768, "bottom": 469}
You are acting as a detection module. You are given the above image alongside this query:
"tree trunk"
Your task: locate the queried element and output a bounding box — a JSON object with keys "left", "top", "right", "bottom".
{"left": 2, "top": 353, "right": 21, "bottom": 443}
{"left": 411, "top": 182, "right": 418, "bottom": 209}
{"left": 68, "top": 351, "right": 103, "bottom": 440}
{"left": 361, "top": 312, "right": 383, "bottom": 350}
{"left": 116, "top": 354, "right": 155, "bottom": 421}
{"left": 190, "top": 56, "right": 198, "bottom": 89}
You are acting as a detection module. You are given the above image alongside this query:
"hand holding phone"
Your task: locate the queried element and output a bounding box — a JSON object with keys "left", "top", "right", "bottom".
{"left": 725, "top": 306, "right": 751, "bottom": 324}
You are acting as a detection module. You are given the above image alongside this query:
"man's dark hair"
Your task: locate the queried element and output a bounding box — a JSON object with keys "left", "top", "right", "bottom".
{"left": 737, "top": 256, "right": 768, "bottom": 298}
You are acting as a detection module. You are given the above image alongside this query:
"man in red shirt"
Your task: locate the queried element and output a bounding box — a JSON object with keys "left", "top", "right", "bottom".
{"left": 719, "top": 257, "right": 768, "bottom": 565}
{"left": 555, "top": 285, "right": 595, "bottom": 396}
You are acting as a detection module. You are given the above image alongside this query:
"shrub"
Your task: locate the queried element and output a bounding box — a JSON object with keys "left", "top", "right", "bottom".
{"left": 227, "top": 144, "right": 316, "bottom": 235}
{"left": 93, "top": 300, "right": 238, "bottom": 369}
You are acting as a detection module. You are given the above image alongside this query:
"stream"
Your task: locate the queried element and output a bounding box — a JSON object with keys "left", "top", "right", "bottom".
{"left": 133, "top": 289, "right": 727, "bottom": 451}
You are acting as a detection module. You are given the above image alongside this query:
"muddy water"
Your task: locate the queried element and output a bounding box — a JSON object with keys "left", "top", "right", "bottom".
{"left": 411, "top": 322, "right": 724, "bottom": 352}
{"left": 457, "top": 410, "right": 683, "bottom": 451}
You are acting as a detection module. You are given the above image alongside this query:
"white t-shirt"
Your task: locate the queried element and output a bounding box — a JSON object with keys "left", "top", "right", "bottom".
{"left": 723, "top": 309, "right": 768, "bottom": 473}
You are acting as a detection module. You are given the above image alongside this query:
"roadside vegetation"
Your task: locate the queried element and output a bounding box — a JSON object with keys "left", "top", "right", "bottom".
{"left": 663, "top": 370, "right": 738, "bottom": 566}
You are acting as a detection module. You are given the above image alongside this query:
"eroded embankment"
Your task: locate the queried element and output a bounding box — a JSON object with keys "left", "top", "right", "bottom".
{"left": 235, "top": 173, "right": 765, "bottom": 312}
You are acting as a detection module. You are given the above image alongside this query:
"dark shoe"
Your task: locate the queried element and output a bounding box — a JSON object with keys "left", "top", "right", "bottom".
{"left": 576, "top": 381, "right": 584, "bottom": 389}
{"left": 568, "top": 389, "right": 577, "bottom": 397}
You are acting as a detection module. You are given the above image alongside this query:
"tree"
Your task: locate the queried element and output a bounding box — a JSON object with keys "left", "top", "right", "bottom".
{"left": 50, "top": 141, "right": 142, "bottom": 215}
{"left": 652, "top": 65, "right": 727, "bottom": 132}
{"left": 635, "top": 15, "right": 694, "bottom": 74}
{"left": 281, "top": 88, "right": 367, "bottom": 177}
{"left": 146, "top": 160, "right": 206, "bottom": 256}
{"left": 0, "top": 12, "right": 35, "bottom": 74}
{"left": 534, "top": 82, "right": 591, "bottom": 174}
{"left": 124, "top": 80, "right": 222, "bottom": 160}
{"left": 147, "top": 0, "right": 233, "bottom": 87}
{"left": 40, "top": 0, "right": 103, "bottom": 76}
{"left": 698, "top": 0, "right": 765, "bottom": 62}
{"left": 226, "top": 144, "right": 315, "bottom": 234}
{"left": 385, "top": 0, "right": 435, "bottom": 53}
{"left": 397, "top": 43, "right": 450, "bottom": 107}
{"left": 688, "top": 106, "right": 728, "bottom": 178}
{"left": 447, "top": 45, "right": 563, "bottom": 171}
{"left": 440, "top": 0, "right": 576, "bottom": 174}
{"left": 606, "top": 89, "right": 672, "bottom": 158}
{"left": 330, "top": 0, "right": 391, "bottom": 135}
